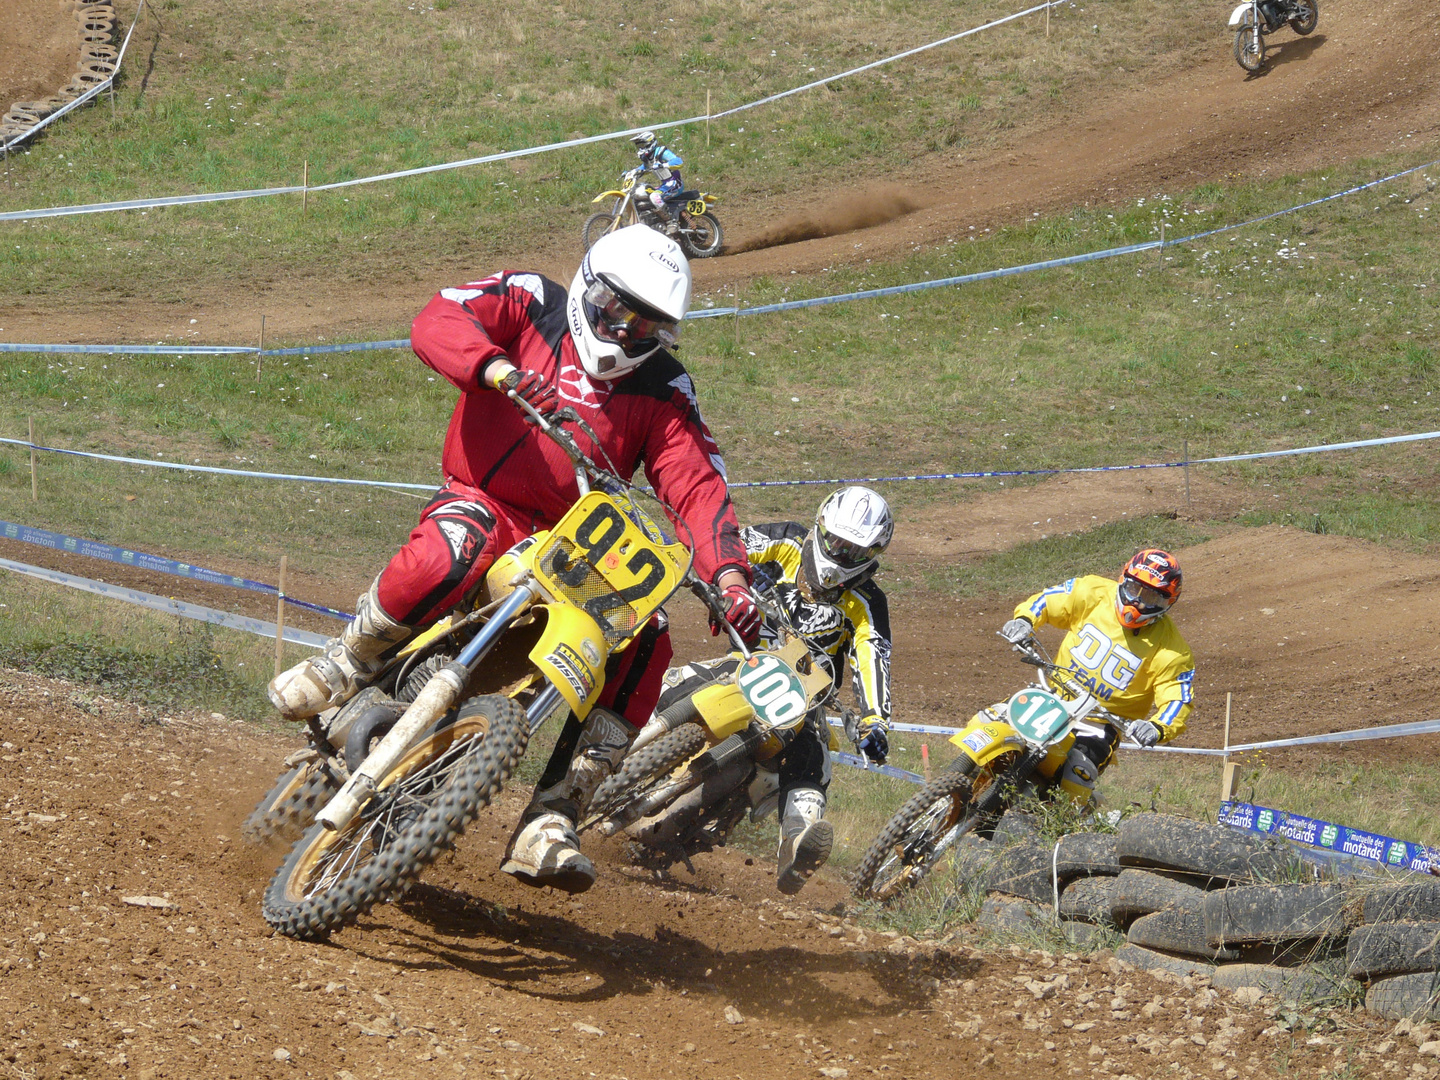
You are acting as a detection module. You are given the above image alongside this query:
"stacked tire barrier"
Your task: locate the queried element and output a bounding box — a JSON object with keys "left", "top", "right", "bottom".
{"left": 965, "top": 812, "right": 1440, "bottom": 1020}
{"left": 0, "top": 3, "right": 118, "bottom": 145}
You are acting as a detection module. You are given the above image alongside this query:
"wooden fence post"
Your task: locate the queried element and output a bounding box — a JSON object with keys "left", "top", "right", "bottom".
{"left": 273, "top": 555, "right": 288, "bottom": 678}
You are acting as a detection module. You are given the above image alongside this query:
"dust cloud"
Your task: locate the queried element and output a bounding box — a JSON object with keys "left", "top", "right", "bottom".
{"left": 726, "top": 184, "right": 921, "bottom": 253}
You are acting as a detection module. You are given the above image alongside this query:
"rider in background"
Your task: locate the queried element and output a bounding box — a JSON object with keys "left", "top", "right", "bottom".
{"left": 997, "top": 548, "right": 1194, "bottom": 803}
{"left": 659, "top": 486, "right": 896, "bottom": 894}
{"left": 268, "top": 224, "right": 760, "bottom": 894}
{"left": 630, "top": 130, "right": 686, "bottom": 235}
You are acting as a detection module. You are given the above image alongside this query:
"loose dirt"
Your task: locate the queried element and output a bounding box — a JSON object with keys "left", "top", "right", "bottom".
{"left": 0, "top": 0, "right": 83, "bottom": 119}
{"left": 3, "top": 478, "right": 1439, "bottom": 1077}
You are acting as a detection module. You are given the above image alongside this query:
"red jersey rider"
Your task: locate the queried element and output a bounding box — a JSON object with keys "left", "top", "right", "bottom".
{"left": 269, "top": 225, "right": 761, "bottom": 893}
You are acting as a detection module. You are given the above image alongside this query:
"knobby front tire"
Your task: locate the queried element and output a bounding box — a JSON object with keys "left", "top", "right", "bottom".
{"left": 262, "top": 694, "right": 527, "bottom": 940}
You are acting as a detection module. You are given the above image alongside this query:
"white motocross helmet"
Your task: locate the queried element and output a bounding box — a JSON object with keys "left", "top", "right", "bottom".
{"left": 799, "top": 486, "right": 895, "bottom": 603}
{"left": 567, "top": 225, "right": 692, "bottom": 381}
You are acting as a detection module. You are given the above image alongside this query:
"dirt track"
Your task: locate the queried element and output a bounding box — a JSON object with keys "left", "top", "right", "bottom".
{"left": 4, "top": 477, "right": 1440, "bottom": 1077}
{"left": 5, "top": 1, "right": 1440, "bottom": 1076}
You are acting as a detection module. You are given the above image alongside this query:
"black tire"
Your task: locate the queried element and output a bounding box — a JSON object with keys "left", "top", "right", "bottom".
{"left": 1128, "top": 909, "right": 1240, "bottom": 962}
{"left": 1110, "top": 868, "right": 1207, "bottom": 928}
{"left": 582, "top": 211, "right": 618, "bottom": 251}
{"left": 1116, "top": 813, "right": 1289, "bottom": 884}
{"left": 1364, "top": 880, "right": 1440, "bottom": 925}
{"left": 1202, "top": 883, "right": 1351, "bottom": 948}
{"left": 679, "top": 212, "right": 723, "bottom": 259}
{"left": 1289, "top": 0, "right": 1317, "bottom": 34}
{"left": 1365, "top": 971, "right": 1440, "bottom": 1021}
{"left": 1115, "top": 942, "right": 1215, "bottom": 979}
{"left": 990, "top": 809, "right": 1040, "bottom": 846}
{"left": 586, "top": 725, "right": 708, "bottom": 826}
{"left": 984, "top": 841, "right": 1057, "bottom": 906}
{"left": 262, "top": 694, "right": 527, "bottom": 940}
{"left": 1212, "top": 962, "right": 1359, "bottom": 1004}
{"left": 852, "top": 762, "right": 981, "bottom": 902}
{"left": 1059, "top": 875, "right": 1117, "bottom": 926}
{"left": 241, "top": 760, "right": 341, "bottom": 846}
{"left": 1054, "top": 831, "right": 1121, "bottom": 879}
{"left": 1234, "top": 26, "right": 1265, "bottom": 72}
{"left": 1347, "top": 922, "right": 1440, "bottom": 980}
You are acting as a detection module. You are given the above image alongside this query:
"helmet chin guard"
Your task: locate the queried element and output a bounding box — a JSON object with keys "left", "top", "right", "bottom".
{"left": 568, "top": 225, "right": 691, "bottom": 381}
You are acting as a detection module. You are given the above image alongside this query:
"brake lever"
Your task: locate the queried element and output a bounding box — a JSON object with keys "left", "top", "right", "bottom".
{"left": 689, "top": 577, "right": 753, "bottom": 660}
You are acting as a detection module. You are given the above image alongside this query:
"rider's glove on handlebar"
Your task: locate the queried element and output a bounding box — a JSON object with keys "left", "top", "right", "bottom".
{"left": 1000, "top": 617, "right": 1034, "bottom": 646}
{"left": 499, "top": 367, "right": 559, "bottom": 420}
{"left": 855, "top": 713, "right": 889, "bottom": 765}
{"left": 1130, "top": 720, "right": 1162, "bottom": 748}
{"left": 710, "top": 582, "right": 761, "bottom": 647}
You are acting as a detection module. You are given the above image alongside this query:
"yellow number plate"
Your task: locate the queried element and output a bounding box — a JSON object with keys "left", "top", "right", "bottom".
{"left": 686, "top": 199, "right": 707, "bottom": 215}
{"left": 532, "top": 492, "right": 690, "bottom": 646}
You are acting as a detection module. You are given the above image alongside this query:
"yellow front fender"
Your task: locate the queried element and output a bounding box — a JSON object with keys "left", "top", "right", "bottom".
{"left": 591, "top": 190, "right": 626, "bottom": 203}
{"left": 948, "top": 720, "right": 1026, "bottom": 768}
{"left": 529, "top": 604, "right": 610, "bottom": 718}
{"left": 692, "top": 681, "right": 753, "bottom": 741}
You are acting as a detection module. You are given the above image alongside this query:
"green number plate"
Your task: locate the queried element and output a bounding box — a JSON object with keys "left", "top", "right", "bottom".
{"left": 1006, "top": 689, "right": 1071, "bottom": 745}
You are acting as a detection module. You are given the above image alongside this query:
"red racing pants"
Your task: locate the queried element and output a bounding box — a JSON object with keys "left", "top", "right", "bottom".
{"left": 375, "top": 480, "right": 672, "bottom": 726}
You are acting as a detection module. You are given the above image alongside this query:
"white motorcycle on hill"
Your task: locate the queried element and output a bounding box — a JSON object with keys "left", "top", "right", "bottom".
{"left": 1229, "top": 0, "right": 1318, "bottom": 72}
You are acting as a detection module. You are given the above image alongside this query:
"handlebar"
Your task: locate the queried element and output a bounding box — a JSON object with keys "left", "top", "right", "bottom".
{"left": 1001, "top": 635, "right": 1143, "bottom": 741}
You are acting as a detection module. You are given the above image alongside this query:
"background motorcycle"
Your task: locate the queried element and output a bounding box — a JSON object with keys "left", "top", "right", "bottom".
{"left": 851, "top": 634, "right": 1142, "bottom": 903}
{"left": 582, "top": 166, "right": 724, "bottom": 259}
{"left": 580, "top": 593, "right": 849, "bottom": 872}
{"left": 1229, "top": 0, "right": 1318, "bottom": 72}
{"left": 258, "top": 396, "right": 697, "bottom": 939}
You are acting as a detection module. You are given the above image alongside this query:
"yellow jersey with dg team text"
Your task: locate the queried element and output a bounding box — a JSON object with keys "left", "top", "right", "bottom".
{"left": 1014, "top": 574, "right": 1195, "bottom": 741}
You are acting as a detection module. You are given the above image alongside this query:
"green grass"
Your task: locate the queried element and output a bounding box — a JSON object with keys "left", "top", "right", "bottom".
{"left": 0, "top": 0, "right": 1219, "bottom": 298}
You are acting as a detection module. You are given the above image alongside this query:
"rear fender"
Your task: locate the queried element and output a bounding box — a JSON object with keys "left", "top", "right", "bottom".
{"left": 528, "top": 604, "right": 609, "bottom": 718}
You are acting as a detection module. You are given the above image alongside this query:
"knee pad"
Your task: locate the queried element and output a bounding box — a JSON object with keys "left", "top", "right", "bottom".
{"left": 1059, "top": 747, "right": 1100, "bottom": 806}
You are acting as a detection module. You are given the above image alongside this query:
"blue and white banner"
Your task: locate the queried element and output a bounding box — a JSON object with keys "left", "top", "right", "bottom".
{"left": 1219, "top": 800, "right": 1440, "bottom": 876}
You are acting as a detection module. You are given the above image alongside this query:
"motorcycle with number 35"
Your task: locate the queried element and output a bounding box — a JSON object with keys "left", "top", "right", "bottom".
{"left": 582, "top": 167, "right": 724, "bottom": 260}
{"left": 1229, "top": 0, "right": 1318, "bottom": 72}
{"left": 258, "top": 393, "right": 711, "bottom": 940}
{"left": 852, "top": 634, "right": 1144, "bottom": 903}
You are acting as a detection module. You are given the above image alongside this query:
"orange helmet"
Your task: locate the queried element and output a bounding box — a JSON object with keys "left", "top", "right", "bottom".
{"left": 1116, "top": 549, "right": 1182, "bottom": 629}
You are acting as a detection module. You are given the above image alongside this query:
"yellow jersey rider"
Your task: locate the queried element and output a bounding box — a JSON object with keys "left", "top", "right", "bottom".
{"left": 998, "top": 548, "right": 1194, "bottom": 800}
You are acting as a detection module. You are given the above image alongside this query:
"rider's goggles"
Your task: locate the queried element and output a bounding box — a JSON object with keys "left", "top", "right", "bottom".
{"left": 816, "top": 521, "right": 885, "bottom": 570}
{"left": 1120, "top": 578, "right": 1172, "bottom": 614}
{"left": 584, "top": 279, "right": 680, "bottom": 357}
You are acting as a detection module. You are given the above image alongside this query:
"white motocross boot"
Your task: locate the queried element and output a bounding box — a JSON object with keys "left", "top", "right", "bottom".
{"left": 500, "top": 708, "right": 634, "bottom": 893}
{"left": 267, "top": 580, "right": 410, "bottom": 721}
{"left": 776, "top": 786, "right": 833, "bottom": 895}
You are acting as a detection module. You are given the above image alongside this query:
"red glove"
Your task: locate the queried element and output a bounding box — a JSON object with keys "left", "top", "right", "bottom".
{"left": 499, "top": 367, "right": 558, "bottom": 420}
{"left": 711, "top": 582, "right": 761, "bottom": 647}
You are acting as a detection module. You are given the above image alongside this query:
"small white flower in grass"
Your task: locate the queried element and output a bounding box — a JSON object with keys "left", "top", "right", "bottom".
{"left": 791, "top": 397, "right": 800, "bottom": 403}
{"left": 309, "top": 454, "right": 318, "bottom": 459}
{"left": 156, "top": 383, "right": 164, "bottom": 388}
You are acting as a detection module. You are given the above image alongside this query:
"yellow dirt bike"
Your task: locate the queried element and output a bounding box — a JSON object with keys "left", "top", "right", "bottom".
{"left": 261, "top": 396, "right": 700, "bottom": 940}
{"left": 852, "top": 636, "right": 1141, "bottom": 902}
{"left": 578, "top": 598, "right": 840, "bottom": 871}
{"left": 582, "top": 166, "right": 724, "bottom": 259}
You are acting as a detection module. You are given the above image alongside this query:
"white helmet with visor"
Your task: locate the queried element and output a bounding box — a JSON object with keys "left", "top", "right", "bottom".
{"left": 798, "top": 486, "right": 895, "bottom": 603}
{"left": 567, "top": 225, "right": 691, "bottom": 381}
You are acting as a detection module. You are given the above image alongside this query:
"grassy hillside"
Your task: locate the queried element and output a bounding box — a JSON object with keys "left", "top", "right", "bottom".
{"left": 0, "top": 0, "right": 1217, "bottom": 297}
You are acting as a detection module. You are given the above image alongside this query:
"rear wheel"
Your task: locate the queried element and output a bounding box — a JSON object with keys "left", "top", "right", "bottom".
{"left": 582, "top": 212, "right": 618, "bottom": 251}
{"left": 262, "top": 694, "right": 527, "bottom": 940}
{"left": 853, "top": 759, "right": 988, "bottom": 902}
{"left": 1234, "top": 26, "right": 1265, "bottom": 71}
{"left": 1289, "top": 0, "right": 1317, "bottom": 34}
{"left": 679, "top": 212, "right": 724, "bottom": 259}
{"left": 241, "top": 759, "right": 341, "bottom": 846}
